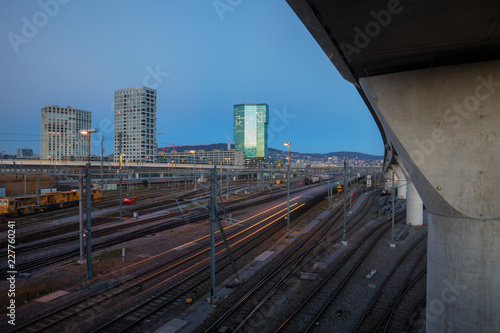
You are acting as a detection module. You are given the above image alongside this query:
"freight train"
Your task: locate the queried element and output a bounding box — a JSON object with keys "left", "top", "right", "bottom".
{"left": 304, "top": 176, "right": 321, "bottom": 185}
{"left": 304, "top": 175, "right": 332, "bottom": 185}
{"left": 0, "top": 189, "right": 101, "bottom": 217}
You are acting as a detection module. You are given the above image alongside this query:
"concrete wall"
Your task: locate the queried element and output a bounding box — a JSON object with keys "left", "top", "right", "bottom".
{"left": 360, "top": 60, "right": 500, "bottom": 332}
{"left": 428, "top": 214, "right": 500, "bottom": 331}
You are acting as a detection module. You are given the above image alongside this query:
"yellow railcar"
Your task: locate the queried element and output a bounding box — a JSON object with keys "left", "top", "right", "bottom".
{"left": 0, "top": 188, "right": 101, "bottom": 217}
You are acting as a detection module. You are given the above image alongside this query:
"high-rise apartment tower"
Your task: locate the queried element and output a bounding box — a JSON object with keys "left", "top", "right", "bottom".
{"left": 114, "top": 86, "right": 157, "bottom": 163}
{"left": 40, "top": 106, "right": 92, "bottom": 160}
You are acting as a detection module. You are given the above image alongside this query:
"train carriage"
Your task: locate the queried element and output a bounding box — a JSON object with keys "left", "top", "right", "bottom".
{"left": 0, "top": 188, "right": 101, "bottom": 217}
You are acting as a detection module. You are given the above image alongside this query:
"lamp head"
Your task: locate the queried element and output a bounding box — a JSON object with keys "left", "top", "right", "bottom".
{"left": 80, "top": 128, "right": 99, "bottom": 135}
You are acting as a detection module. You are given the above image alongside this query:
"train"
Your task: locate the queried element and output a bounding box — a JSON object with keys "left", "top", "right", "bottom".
{"left": 304, "top": 176, "right": 321, "bottom": 185}
{"left": 304, "top": 175, "right": 332, "bottom": 185}
{"left": 0, "top": 188, "right": 102, "bottom": 217}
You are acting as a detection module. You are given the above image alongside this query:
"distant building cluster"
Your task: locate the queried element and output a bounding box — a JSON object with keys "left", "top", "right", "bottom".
{"left": 38, "top": 87, "right": 157, "bottom": 163}
{"left": 37, "top": 88, "right": 270, "bottom": 165}
{"left": 156, "top": 149, "right": 244, "bottom": 166}
{"left": 34, "top": 94, "right": 381, "bottom": 167}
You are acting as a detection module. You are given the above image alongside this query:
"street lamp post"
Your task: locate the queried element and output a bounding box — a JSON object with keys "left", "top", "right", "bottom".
{"left": 100, "top": 135, "right": 104, "bottom": 189}
{"left": 328, "top": 157, "right": 332, "bottom": 208}
{"left": 146, "top": 156, "right": 150, "bottom": 191}
{"left": 48, "top": 155, "right": 53, "bottom": 191}
{"left": 225, "top": 157, "right": 230, "bottom": 199}
{"left": 118, "top": 133, "right": 123, "bottom": 222}
{"left": 171, "top": 160, "right": 175, "bottom": 195}
{"left": 80, "top": 128, "right": 99, "bottom": 279}
{"left": 190, "top": 150, "right": 197, "bottom": 190}
{"left": 349, "top": 165, "right": 352, "bottom": 213}
{"left": 284, "top": 142, "right": 291, "bottom": 238}
{"left": 78, "top": 176, "right": 84, "bottom": 262}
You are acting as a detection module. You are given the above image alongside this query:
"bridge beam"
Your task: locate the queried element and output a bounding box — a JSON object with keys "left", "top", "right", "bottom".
{"left": 360, "top": 60, "right": 500, "bottom": 332}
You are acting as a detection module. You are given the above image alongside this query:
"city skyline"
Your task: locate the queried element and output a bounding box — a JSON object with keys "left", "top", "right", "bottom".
{"left": 0, "top": 1, "right": 384, "bottom": 157}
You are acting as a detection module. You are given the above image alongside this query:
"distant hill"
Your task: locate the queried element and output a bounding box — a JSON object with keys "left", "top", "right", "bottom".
{"left": 268, "top": 148, "right": 382, "bottom": 162}
{"left": 279, "top": 150, "right": 383, "bottom": 161}
{"left": 158, "top": 143, "right": 383, "bottom": 161}
{"left": 158, "top": 143, "right": 233, "bottom": 152}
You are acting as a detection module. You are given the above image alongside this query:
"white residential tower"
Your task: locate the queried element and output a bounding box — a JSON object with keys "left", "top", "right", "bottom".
{"left": 114, "top": 86, "right": 157, "bottom": 163}
{"left": 40, "top": 106, "right": 92, "bottom": 160}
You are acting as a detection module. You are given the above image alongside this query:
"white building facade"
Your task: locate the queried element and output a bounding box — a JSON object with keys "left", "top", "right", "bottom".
{"left": 40, "top": 106, "right": 91, "bottom": 161}
{"left": 114, "top": 86, "right": 157, "bottom": 163}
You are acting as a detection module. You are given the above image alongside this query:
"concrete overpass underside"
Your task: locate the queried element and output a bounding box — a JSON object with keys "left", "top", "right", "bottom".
{"left": 286, "top": 0, "right": 500, "bottom": 331}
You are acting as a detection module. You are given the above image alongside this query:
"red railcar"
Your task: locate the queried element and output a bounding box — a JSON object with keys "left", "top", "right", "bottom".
{"left": 122, "top": 197, "right": 138, "bottom": 205}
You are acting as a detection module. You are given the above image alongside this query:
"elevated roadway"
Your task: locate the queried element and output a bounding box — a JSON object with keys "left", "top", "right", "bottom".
{"left": 286, "top": 1, "right": 500, "bottom": 331}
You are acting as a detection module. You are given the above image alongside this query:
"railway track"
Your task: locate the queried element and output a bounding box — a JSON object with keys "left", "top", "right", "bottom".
{"left": 9, "top": 184, "right": 206, "bottom": 220}
{"left": 91, "top": 200, "right": 320, "bottom": 332}
{"left": 0, "top": 183, "right": 252, "bottom": 251}
{"left": 0, "top": 216, "right": 192, "bottom": 279}
{"left": 201, "top": 189, "right": 379, "bottom": 332}
{"left": 358, "top": 239, "right": 427, "bottom": 332}
{"left": 0, "top": 178, "right": 229, "bottom": 228}
{"left": 275, "top": 221, "right": 394, "bottom": 332}
{"left": 0, "top": 183, "right": 324, "bottom": 278}
{"left": 0, "top": 182, "right": 267, "bottom": 246}
{"left": 265, "top": 216, "right": 426, "bottom": 333}
{"left": 9, "top": 184, "right": 328, "bottom": 332}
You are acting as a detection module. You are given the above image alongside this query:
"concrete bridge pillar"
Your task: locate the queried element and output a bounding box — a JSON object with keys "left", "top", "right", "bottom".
{"left": 384, "top": 169, "right": 394, "bottom": 193}
{"left": 395, "top": 159, "right": 424, "bottom": 226}
{"left": 360, "top": 60, "right": 500, "bottom": 332}
{"left": 406, "top": 181, "right": 423, "bottom": 226}
{"left": 392, "top": 163, "right": 407, "bottom": 199}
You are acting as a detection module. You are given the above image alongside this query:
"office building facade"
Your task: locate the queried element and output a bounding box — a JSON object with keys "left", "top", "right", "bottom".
{"left": 40, "top": 106, "right": 92, "bottom": 160}
{"left": 16, "top": 148, "right": 34, "bottom": 159}
{"left": 156, "top": 149, "right": 244, "bottom": 166}
{"left": 233, "top": 103, "right": 269, "bottom": 158}
{"left": 114, "top": 86, "right": 157, "bottom": 163}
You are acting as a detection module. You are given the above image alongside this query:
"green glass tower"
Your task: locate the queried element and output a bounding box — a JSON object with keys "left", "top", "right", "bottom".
{"left": 233, "top": 103, "right": 269, "bottom": 158}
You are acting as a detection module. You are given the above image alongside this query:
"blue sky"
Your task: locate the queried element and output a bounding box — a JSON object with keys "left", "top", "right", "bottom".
{"left": 0, "top": 0, "right": 383, "bottom": 156}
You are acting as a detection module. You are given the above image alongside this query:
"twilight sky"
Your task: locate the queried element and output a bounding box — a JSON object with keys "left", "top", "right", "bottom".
{"left": 0, "top": 0, "right": 383, "bottom": 156}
